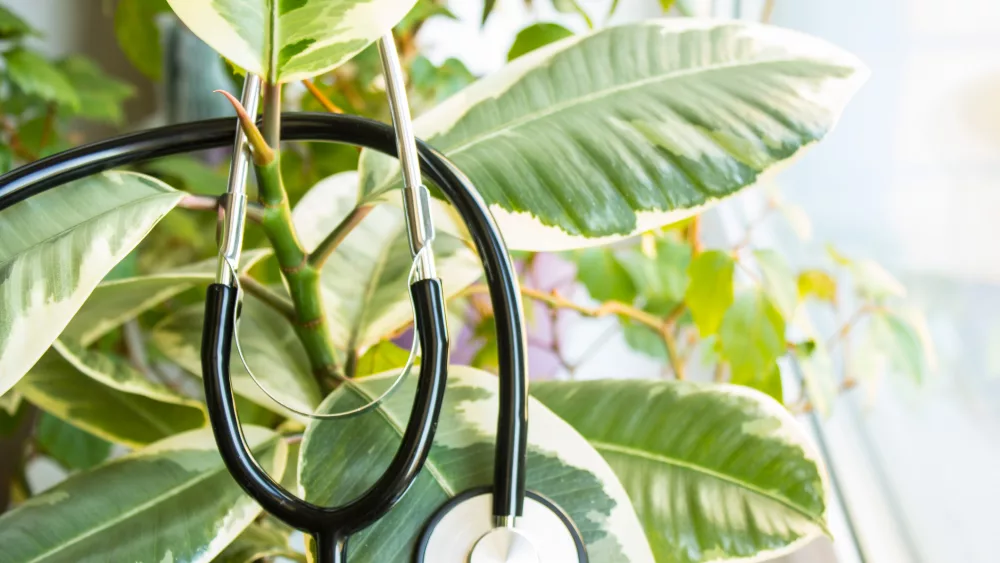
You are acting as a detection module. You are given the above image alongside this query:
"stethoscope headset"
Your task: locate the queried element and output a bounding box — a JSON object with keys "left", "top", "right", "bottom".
{"left": 0, "top": 36, "right": 586, "bottom": 563}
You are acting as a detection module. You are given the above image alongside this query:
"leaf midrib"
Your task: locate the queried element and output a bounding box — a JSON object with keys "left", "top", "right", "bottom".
{"left": 344, "top": 222, "right": 404, "bottom": 356}
{"left": 369, "top": 56, "right": 842, "bottom": 198}
{"left": 590, "top": 440, "right": 826, "bottom": 529}
{"left": 339, "top": 382, "right": 457, "bottom": 497}
{"left": 22, "top": 440, "right": 276, "bottom": 563}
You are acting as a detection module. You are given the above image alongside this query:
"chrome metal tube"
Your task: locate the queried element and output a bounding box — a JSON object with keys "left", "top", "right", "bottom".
{"left": 378, "top": 34, "right": 436, "bottom": 280}
{"left": 216, "top": 74, "right": 263, "bottom": 286}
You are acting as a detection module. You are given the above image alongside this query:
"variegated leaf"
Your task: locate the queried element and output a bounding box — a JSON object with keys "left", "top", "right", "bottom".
{"left": 17, "top": 349, "right": 205, "bottom": 447}
{"left": 0, "top": 172, "right": 183, "bottom": 396}
{"left": 150, "top": 295, "right": 322, "bottom": 418}
{"left": 166, "top": 0, "right": 417, "bottom": 82}
{"left": 61, "top": 249, "right": 271, "bottom": 346}
{"left": 359, "top": 19, "right": 867, "bottom": 250}
{"left": 0, "top": 426, "right": 287, "bottom": 563}
{"left": 300, "top": 366, "right": 654, "bottom": 562}
{"left": 292, "top": 171, "right": 481, "bottom": 355}
{"left": 532, "top": 379, "right": 830, "bottom": 563}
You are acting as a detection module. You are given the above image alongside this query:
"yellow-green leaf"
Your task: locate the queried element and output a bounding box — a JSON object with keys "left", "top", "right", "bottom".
{"left": 685, "top": 250, "right": 735, "bottom": 336}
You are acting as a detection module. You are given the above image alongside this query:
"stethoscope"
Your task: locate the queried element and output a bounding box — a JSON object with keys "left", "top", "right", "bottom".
{"left": 0, "top": 36, "right": 586, "bottom": 563}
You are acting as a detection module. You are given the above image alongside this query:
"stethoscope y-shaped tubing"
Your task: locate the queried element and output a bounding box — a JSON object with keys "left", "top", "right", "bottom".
{"left": 0, "top": 112, "right": 529, "bottom": 544}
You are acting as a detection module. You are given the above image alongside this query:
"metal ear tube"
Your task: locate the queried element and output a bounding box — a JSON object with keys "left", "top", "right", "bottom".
{"left": 0, "top": 35, "right": 586, "bottom": 561}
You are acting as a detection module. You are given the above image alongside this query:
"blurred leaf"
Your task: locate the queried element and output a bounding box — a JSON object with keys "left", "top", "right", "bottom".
{"left": 852, "top": 259, "right": 905, "bottom": 300}
{"left": 143, "top": 155, "right": 227, "bottom": 194}
{"left": 622, "top": 321, "right": 667, "bottom": 360}
{"left": 685, "top": 251, "right": 735, "bottom": 336}
{"left": 471, "top": 316, "right": 500, "bottom": 370}
{"left": 215, "top": 521, "right": 294, "bottom": 563}
{"left": 779, "top": 202, "right": 812, "bottom": 240}
{"left": 36, "top": 412, "right": 112, "bottom": 471}
{"left": 719, "top": 290, "right": 786, "bottom": 395}
{"left": 508, "top": 22, "right": 574, "bottom": 61}
{"left": 825, "top": 243, "right": 853, "bottom": 266}
{"left": 481, "top": 0, "right": 496, "bottom": 25}
{"left": 410, "top": 56, "right": 476, "bottom": 104}
{"left": 0, "top": 390, "right": 21, "bottom": 416}
{"left": 17, "top": 350, "right": 205, "bottom": 447}
{"left": 619, "top": 236, "right": 691, "bottom": 311}
{"left": 0, "top": 5, "right": 36, "bottom": 39}
{"left": 0, "top": 145, "right": 12, "bottom": 174}
{"left": 798, "top": 270, "right": 837, "bottom": 305}
{"left": 398, "top": 0, "right": 456, "bottom": 29}
{"left": 115, "top": 0, "right": 170, "bottom": 80}
{"left": 576, "top": 248, "right": 636, "bottom": 303}
{"left": 794, "top": 343, "right": 837, "bottom": 417}
{"left": 4, "top": 48, "right": 79, "bottom": 110}
{"left": 754, "top": 249, "right": 797, "bottom": 318}
{"left": 660, "top": 0, "right": 678, "bottom": 11}
{"left": 355, "top": 340, "right": 411, "bottom": 378}
{"left": 57, "top": 56, "right": 134, "bottom": 125}
{"left": 553, "top": 0, "right": 594, "bottom": 27}
{"left": 869, "top": 310, "right": 928, "bottom": 384}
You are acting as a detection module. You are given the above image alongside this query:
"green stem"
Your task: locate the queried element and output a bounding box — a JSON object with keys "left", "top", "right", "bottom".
{"left": 262, "top": 82, "right": 282, "bottom": 149}
{"left": 255, "top": 159, "right": 339, "bottom": 380}
{"left": 308, "top": 205, "right": 373, "bottom": 268}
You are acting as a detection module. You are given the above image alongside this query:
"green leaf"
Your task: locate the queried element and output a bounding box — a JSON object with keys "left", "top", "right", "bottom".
{"left": 57, "top": 56, "right": 135, "bottom": 125}
{"left": 36, "top": 412, "right": 112, "bottom": 471}
{"left": 151, "top": 295, "right": 322, "bottom": 418}
{"left": 115, "top": 0, "right": 169, "bottom": 80}
{"left": 17, "top": 350, "right": 205, "bottom": 447}
{"left": 61, "top": 249, "right": 271, "bottom": 346}
{"left": 166, "top": 0, "right": 418, "bottom": 82}
{"left": 354, "top": 340, "right": 411, "bottom": 377}
{"left": 507, "top": 22, "right": 574, "bottom": 61}
{"left": 0, "top": 144, "right": 12, "bottom": 174}
{"left": 409, "top": 56, "right": 477, "bottom": 105}
{"left": 531, "top": 379, "right": 829, "bottom": 563}
{"left": 293, "top": 171, "right": 481, "bottom": 354}
{"left": 0, "top": 426, "right": 288, "bottom": 562}
{"left": 300, "top": 367, "right": 653, "bottom": 561}
{"left": 358, "top": 20, "right": 867, "bottom": 250}
{"left": 576, "top": 248, "right": 636, "bottom": 303}
{"left": 754, "top": 249, "right": 798, "bottom": 318}
{"left": 852, "top": 259, "right": 906, "bottom": 300}
{"left": 868, "top": 310, "right": 929, "bottom": 384}
{"left": 622, "top": 321, "right": 667, "bottom": 360}
{"left": 215, "top": 521, "right": 295, "bottom": 563}
{"left": 719, "top": 290, "right": 787, "bottom": 395}
{"left": 798, "top": 269, "right": 837, "bottom": 304}
{"left": 142, "top": 155, "right": 229, "bottom": 194}
{"left": 619, "top": 235, "right": 692, "bottom": 308}
{"left": 685, "top": 250, "right": 734, "bottom": 336}
{"left": 659, "top": 0, "right": 678, "bottom": 11}
{"left": 4, "top": 48, "right": 80, "bottom": 110}
{"left": 0, "top": 5, "right": 36, "bottom": 39}
{"left": 481, "top": 0, "right": 496, "bottom": 25}
{"left": 553, "top": 0, "right": 594, "bottom": 27}
{"left": 0, "top": 172, "right": 183, "bottom": 397}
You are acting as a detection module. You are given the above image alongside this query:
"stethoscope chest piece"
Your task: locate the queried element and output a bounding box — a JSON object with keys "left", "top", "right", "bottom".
{"left": 417, "top": 489, "right": 587, "bottom": 563}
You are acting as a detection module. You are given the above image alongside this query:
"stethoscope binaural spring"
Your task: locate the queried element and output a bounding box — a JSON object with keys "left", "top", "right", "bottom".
{"left": 0, "top": 33, "right": 588, "bottom": 563}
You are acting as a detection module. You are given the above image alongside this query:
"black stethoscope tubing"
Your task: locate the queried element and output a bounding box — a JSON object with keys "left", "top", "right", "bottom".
{"left": 0, "top": 113, "right": 529, "bottom": 561}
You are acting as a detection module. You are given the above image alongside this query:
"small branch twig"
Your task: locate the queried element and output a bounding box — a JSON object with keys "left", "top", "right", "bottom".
{"left": 761, "top": 0, "right": 777, "bottom": 23}
{"left": 302, "top": 79, "right": 343, "bottom": 113}
{"left": 826, "top": 304, "right": 880, "bottom": 349}
{"left": 178, "top": 194, "right": 265, "bottom": 222}
{"left": 733, "top": 200, "right": 778, "bottom": 252}
{"left": 308, "top": 205, "right": 373, "bottom": 269}
{"left": 460, "top": 284, "right": 687, "bottom": 379}
{"left": 239, "top": 274, "right": 296, "bottom": 322}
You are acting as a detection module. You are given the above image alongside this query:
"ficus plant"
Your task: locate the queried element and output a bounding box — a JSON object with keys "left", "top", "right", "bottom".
{"left": 0, "top": 0, "right": 932, "bottom": 562}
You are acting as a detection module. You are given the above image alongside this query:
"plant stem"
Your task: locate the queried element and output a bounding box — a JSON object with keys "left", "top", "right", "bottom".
{"left": 262, "top": 82, "right": 282, "bottom": 150}
{"left": 826, "top": 304, "right": 880, "bottom": 349}
{"left": 761, "top": 0, "right": 777, "bottom": 23}
{"left": 177, "top": 194, "right": 265, "bottom": 222}
{"left": 308, "top": 205, "right": 373, "bottom": 268}
{"left": 302, "top": 79, "right": 344, "bottom": 113}
{"left": 255, "top": 157, "right": 339, "bottom": 380}
{"left": 239, "top": 274, "right": 296, "bottom": 321}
